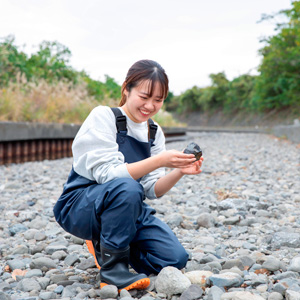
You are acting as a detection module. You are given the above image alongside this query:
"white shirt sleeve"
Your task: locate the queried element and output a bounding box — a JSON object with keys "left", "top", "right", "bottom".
{"left": 72, "top": 106, "right": 132, "bottom": 184}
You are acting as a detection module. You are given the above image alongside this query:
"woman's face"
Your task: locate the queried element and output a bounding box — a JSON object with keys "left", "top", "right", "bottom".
{"left": 122, "top": 80, "right": 164, "bottom": 123}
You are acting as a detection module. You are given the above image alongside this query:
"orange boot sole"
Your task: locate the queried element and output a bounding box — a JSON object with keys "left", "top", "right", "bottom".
{"left": 100, "top": 277, "right": 150, "bottom": 291}
{"left": 86, "top": 240, "right": 101, "bottom": 270}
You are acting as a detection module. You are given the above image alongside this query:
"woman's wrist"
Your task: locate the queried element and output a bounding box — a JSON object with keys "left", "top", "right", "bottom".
{"left": 155, "top": 152, "right": 165, "bottom": 168}
{"left": 173, "top": 167, "right": 185, "bottom": 177}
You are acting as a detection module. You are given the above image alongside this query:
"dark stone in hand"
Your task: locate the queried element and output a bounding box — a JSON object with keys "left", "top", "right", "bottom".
{"left": 183, "top": 142, "right": 202, "bottom": 161}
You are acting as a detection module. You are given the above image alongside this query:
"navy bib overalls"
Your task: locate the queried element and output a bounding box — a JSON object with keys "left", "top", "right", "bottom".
{"left": 53, "top": 108, "right": 188, "bottom": 275}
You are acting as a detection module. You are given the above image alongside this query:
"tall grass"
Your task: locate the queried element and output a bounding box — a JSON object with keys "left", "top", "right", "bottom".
{"left": 153, "top": 109, "right": 186, "bottom": 127}
{"left": 0, "top": 74, "right": 105, "bottom": 123}
{"left": 0, "top": 75, "right": 181, "bottom": 126}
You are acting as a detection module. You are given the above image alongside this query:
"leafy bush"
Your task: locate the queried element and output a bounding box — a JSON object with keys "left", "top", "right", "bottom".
{"left": 225, "top": 74, "right": 256, "bottom": 111}
{"left": 82, "top": 74, "right": 121, "bottom": 102}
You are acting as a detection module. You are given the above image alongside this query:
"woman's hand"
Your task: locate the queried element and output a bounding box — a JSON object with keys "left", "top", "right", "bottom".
{"left": 154, "top": 156, "right": 204, "bottom": 197}
{"left": 179, "top": 156, "right": 204, "bottom": 175}
{"left": 158, "top": 150, "right": 196, "bottom": 168}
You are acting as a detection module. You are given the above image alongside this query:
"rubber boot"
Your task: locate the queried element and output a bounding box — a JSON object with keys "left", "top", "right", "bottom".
{"left": 86, "top": 240, "right": 102, "bottom": 270}
{"left": 100, "top": 245, "right": 150, "bottom": 290}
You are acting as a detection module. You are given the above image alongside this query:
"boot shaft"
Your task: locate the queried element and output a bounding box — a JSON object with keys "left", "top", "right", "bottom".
{"left": 100, "top": 244, "right": 149, "bottom": 290}
{"left": 101, "top": 245, "right": 130, "bottom": 270}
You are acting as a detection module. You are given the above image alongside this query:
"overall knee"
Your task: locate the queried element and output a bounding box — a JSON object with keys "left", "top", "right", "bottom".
{"left": 116, "top": 178, "right": 144, "bottom": 210}
{"left": 121, "top": 178, "right": 144, "bottom": 196}
{"left": 170, "top": 248, "right": 189, "bottom": 270}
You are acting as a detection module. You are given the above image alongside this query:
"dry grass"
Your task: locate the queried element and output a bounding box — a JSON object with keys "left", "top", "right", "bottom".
{"left": 0, "top": 73, "right": 99, "bottom": 124}
{"left": 153, "top": 109, "right": 186, "bottom": 127}
{"left": 0, "top": 74, "right": 182, "bottom": 127}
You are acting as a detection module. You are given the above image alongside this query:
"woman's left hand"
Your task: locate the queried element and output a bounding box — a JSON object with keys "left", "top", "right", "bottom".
{"left": 179, "top": 156, "right": 204, "bottom": 175}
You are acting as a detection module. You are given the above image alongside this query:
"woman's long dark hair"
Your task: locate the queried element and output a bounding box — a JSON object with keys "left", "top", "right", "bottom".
{"left": 119, "top": 60, "right": 169, "bottom": 106}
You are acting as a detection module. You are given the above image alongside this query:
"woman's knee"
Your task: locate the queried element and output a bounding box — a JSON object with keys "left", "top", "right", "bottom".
{"left": 116, "top": 178, "right": 144, "bottom": 202}
{"left": 175, "top": 248, "right": 189, "bottom": 269}
{"left": 152, "top": 245, "right": 189, "bottom": 272}
{"left": 121, "top": 178, "right": 143, "bottom": 192}
{"left": 167, "top": 247, "right": 189, "bottom": 270}
{"left": 104, "top": 178, "right": 144, "bottom": 212}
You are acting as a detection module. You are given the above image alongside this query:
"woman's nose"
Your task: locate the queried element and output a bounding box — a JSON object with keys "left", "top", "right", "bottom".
{"left": 144, "top": 100, "right": 155, "bottom": 110}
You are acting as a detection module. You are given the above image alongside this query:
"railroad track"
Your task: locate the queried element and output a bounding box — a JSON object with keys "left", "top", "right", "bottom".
{"left": 0, "top": 139, "right": 74, "bottom": 165}
{"left": 0, "top": 122, "right": 187, "bottom": 165}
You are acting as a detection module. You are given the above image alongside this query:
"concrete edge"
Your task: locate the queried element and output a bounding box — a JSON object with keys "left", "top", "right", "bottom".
{"left": 186, "top": 126, "right": 269, "bottom": 134}
{"left": 0, "top": 122, "right": 299, "bottom": 144}
{"left": 186, "top": 125, "right": 300, "bottom": 144}
{"left": 0, "top": 121, "right": 81, "bottom": 141}
{"left": 271, "top": 124, "right": 300, "bottom": 144}
{"left": 0, "top": 122, "right": 187, "bottom": 141}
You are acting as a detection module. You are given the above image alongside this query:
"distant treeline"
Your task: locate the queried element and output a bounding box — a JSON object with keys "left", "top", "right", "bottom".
{"left": 0, "top": 1, "right": 299, "bottom": 124}
{"left": 166, "top": 1, "right": 300, "bottom": 114}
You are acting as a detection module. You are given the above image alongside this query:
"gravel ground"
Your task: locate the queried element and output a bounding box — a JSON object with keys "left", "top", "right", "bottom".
{"left": 0, "top": 131, "right": 300, "bottom": 300}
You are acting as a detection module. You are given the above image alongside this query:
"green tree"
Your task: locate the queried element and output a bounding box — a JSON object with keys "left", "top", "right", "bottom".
{"left": 195, "top": 72, "right": 229, "bottom": 112}
{"left": 208, "top": 72, "right": 229, "bottom": 108}
{"left": 196, "top": 86, "right": 215, "bottom": 111}
{"left": 225, "top": 74, "right": 256, "bottom": 111}
{"left": 177, "top": 86, "right": 202, "bottom": 112}
{"left": 82, "top": 74, "right": 121, "bottom": 102}
{"left": 103, "top": 75, "right": 121, "bottom": 100}
{"left": 253, "top": 1, "right": 300, "bottom": 110}
{"left": 26, "top": 40, "right": 78, "bottom": 83}
{"left": 0, "top": 35, "right": 28, "bottom": 86}
{"left": 167, "top": 73, "right": 230, "bottom": 113}
{"left": 0, "top": 37, "right": 78, "bottom": 85}
{"left": 164, "top": 90, "right": 174, "bottom": 105}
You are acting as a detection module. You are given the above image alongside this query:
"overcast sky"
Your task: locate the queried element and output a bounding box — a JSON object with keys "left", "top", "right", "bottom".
{"left": 0, "top": 0, "right": 292, "bottom": 95}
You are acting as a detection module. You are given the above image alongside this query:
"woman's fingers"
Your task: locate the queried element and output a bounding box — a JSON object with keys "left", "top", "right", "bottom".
{"left": 174, "top": 157, "right": 196, "bottom": 167}
{"left": 162, "top": 150, "right": 203, "bottom": 169}
{"left": 175, "top": 153, "right": 195, "bottom": 160}
{"left": 180, "top": 156, "right": 204, "bottom": 172}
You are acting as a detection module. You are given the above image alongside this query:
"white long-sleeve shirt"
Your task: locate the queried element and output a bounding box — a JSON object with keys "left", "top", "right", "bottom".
{"left": 72, "top": 105, "right": 166, "bottom": 199}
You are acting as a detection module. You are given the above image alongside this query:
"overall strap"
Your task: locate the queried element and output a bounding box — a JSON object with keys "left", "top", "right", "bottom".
{"left": 111, "top": 107, "right": 127, "bottom": 132}
{"left": 111, "top": 107, "right": 157, "bottom": 143}
{"left": 148, "top": 118, "right": 158, "bottom": 143}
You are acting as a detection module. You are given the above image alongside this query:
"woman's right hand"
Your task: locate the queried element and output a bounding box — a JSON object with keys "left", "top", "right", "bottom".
{"left": 158, "top": 150, "right": 196, "bottom": 169}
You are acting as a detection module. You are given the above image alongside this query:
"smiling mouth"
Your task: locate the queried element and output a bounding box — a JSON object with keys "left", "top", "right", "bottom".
{"left": 140, "top": 110, "right": 151, "bottom": 116}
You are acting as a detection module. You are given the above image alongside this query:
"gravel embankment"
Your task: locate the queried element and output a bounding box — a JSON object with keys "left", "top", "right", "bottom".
{"left": 0, "top": 132, "right": 300, "bottom": 300}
